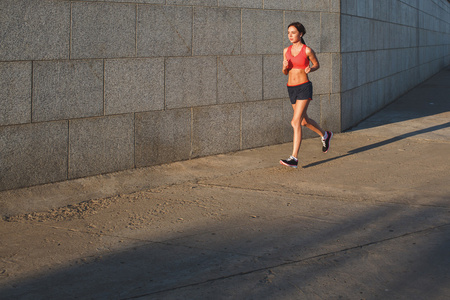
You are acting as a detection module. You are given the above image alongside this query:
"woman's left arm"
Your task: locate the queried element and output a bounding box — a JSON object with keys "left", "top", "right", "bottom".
{"left": 305, "top": 47, "right": 320, "bottom": 74}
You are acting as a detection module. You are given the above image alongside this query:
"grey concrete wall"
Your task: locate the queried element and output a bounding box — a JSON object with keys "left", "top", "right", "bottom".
{"left": 1, "top": 0, "right": 449, "bottom": 192}
{"left": 0, "top": 0, "right": 340, "bottom": 191}
{"left": 340, "top": 0, "right": 450, "bottom": 129}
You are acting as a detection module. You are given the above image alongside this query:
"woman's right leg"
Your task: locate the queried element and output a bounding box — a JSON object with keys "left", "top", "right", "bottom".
{"left": 291, "top": 99, "right": 310, "bottom": 158}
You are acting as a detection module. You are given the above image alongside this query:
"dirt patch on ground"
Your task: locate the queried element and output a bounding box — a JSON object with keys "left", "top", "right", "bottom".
{"left": 3, "top": 197, "right": 120, "bottom": 223}
{"left": 1, "top": 185, "right": 223, "bottom": 228}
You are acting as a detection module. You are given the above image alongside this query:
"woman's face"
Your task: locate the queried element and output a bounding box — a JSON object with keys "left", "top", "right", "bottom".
{"left": 288, "top": 26, "right": 301, "bottom": 43}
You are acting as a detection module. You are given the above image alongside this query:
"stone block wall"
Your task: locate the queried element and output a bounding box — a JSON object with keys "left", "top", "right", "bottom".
{"left": 0, "top": 0, "right": 341, "bottom": 191}
{"left": 2, "top": 0, "right": 449, "bottom": 192}
{"left": 340, "top": 0, "right": 450, "bottom": 129}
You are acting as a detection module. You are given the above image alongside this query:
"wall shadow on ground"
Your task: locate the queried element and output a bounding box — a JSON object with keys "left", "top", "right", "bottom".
{"left": 0, "top": 193, "right": 449, "bottom": 299}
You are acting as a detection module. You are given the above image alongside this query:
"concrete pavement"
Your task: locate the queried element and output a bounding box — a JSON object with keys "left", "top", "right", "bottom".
{"left": 0, "top": 66, "right": 449, "bottom": 299}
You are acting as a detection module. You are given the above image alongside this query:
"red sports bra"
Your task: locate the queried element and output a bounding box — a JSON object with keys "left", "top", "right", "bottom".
{"left": 285, "top": 45, "right": 309, "bottom": 70}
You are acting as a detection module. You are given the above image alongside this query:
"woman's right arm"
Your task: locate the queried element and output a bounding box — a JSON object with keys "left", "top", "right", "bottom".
{"left": 282, "top": 48, "right": 290, "bottom": 75}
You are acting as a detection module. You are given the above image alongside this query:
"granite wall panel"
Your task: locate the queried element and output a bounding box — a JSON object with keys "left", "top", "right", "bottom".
{"left": 217, "top": 56, "right": 263, "bottom": 104}
{"left": 192, "top": 104, "right": 241, "bottom": 157}
{"left": 193, "top": 7, "right": 241, "bottom": 56}
{"left": 0, "top": 0, "right": 70, "bottom": 61}
{"left": 320, "top": 13, "right": 340, "bottom": 53}
{"left": 32, "top": 60, "right": 104, "bottom": 122}
{"left": 0, "top": 62, "right": 31, "bottom": 126}
{"left": 263, "top": 55, "right": 287, "bottom": 100}
{"left": 68, "top": 114, "right": 134, "bottom": 179}
{"left": 218, "top": 0, "right": 262, "bottom": 8}
{"left": 135, "top": 108, "right": 191, "bottom": 167}
{"left": 242, "top": 9, "right": 284, "bottom": 55}
{"left": 71, "top": 2, "right": 135, "bottom": 59}
{"left": 165, "top": 56, "right": 217, "bottom": 109}
{"left": 137, "top": 5, "right": 193, "bottom": 57}
{"left": 105, "top": 58, "right": 164, "bottom": 115}
{"left": 302, "top": 0, "right": 330, "bottom": 12}
{"left": 0, "top": 121, "right": 68, "bottom": 191}
{"left": 263, "top": 0, "right": 301, "bottom": 11}
{"left": 241, "top": 100, "right": 284, "bottom": 149}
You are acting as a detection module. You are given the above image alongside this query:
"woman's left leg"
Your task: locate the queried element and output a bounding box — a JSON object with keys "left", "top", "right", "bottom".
{"left": 301, "top": 114, "right": 325, "bottom": 137}
{"left": 302, "top": 112, "right": 333, "bottom": 153}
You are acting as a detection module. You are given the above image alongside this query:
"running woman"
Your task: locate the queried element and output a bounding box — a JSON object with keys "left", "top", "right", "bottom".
{"left": 280, "top": 22, "right": 333, "bottom": 168}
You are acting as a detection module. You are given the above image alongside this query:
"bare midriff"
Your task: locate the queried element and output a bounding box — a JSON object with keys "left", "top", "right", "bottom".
{"left": 287, "top": 68, "right": 309, "bottom": 87}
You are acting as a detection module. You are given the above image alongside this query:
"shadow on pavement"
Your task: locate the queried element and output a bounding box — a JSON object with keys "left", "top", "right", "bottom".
{"left": 303, "top": 121, "right": 450, "bottom": 169}
{"left": 0, "top": 191, "right": 448, "bottom": 299}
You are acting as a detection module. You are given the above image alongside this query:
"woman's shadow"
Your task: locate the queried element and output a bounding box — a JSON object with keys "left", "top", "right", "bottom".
{"left": 303, "top": 121, "right": 450, "bottom": 169}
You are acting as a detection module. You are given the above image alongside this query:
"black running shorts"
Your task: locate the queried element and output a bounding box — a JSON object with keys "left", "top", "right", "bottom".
{"left": 287, "top": 81, "right": 313, "bottom": 104}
